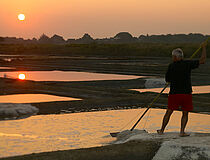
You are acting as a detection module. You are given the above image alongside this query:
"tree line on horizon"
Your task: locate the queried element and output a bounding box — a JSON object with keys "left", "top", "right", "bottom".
{"left": 0, "top": 32, "right": 209, "bottom": 44}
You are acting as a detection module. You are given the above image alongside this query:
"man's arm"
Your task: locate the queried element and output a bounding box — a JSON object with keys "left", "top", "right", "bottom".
{"left": 199, "top": 41, "right": 207, "bottom": 64}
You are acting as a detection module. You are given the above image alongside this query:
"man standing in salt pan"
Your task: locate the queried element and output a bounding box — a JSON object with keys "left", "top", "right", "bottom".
{"left": 157, "top": 41, "right": 207, "bottom": 137}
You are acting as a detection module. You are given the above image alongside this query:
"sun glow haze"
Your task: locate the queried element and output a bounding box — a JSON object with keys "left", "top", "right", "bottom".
{"left": 18, "top": 14, "right": 25, "bottom": 21}
{"left": 18, "top": 74, "right": 26, "bottom": 80}
{"left": 0, "top": 0, "right": 210, "bottom": 38}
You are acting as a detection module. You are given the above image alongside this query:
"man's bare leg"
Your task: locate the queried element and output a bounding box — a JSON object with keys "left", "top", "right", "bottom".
{"left": 180, "top": 111, "right": 190, "bottom": 137}
{"left": 157, "top": 109, "right": 173, "bottom": 135}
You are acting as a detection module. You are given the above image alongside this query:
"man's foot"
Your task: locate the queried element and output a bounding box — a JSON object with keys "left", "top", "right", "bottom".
{"left": 179, "top": 132, "right": 190, "bottom": 137}
{"left": 157, "top": 129, "right": 164, "bottom": 135}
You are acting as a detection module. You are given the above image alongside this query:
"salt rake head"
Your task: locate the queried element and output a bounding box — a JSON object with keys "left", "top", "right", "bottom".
{"left": 110, "top": 132, "right": 120, "bottom": 137}
{"left": 110, "top": 129, "right": 147, "bottom": 137}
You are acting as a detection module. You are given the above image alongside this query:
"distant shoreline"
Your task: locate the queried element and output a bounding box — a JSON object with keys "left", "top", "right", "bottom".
{"left": 1, "top": 32, "right": 209, "bottom": 44}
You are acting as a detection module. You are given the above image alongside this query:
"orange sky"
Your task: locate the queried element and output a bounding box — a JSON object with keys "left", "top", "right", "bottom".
{"left": 0, "top": 0, "right": 210, "bottom": 39}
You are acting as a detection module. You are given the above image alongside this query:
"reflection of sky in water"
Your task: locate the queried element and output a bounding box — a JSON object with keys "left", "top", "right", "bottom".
{"left": 0, "top": 67, "right": 14, "bottom": 69}
{"left": 0, "top": 94, "right": 81, "bottom": 103}
{"left": 0, "top": 108, "right": 209, "bottom": 158}
{"left": 132, "top": 85, "right": 210, "bottom": 94}
{"left": 0, "top": 71, "right": 141, "bottom": 81}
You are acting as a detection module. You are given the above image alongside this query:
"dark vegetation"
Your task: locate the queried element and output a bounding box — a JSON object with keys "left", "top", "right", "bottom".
{"left": 0, "top": 32, "right": 209, "bottom": 44}
{"left": 0, "top": 42, "right": 209, "bottom": 58}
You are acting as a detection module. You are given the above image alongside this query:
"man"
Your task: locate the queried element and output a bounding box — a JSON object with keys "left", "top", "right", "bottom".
{"left": 157, "top": 42, "right": 207, "bottom": 137}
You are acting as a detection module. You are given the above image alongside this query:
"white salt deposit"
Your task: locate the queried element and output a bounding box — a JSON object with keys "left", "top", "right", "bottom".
{"left": 153, "top": 136, "right": 210, "bottom": 160}
{"left": 0, "top": 103, "right": 39, "bottom": 120}
{"left": 145, "top": 78, "right": 166, "bottom": 88}
{"left": 114, "top": 129, "right": 153, "bottom": 144}
{"left": 114, "top": 130, "right": 210, "bottom": 160}
{"left": 115, "top": 129, "right": 148, "bottom": 143}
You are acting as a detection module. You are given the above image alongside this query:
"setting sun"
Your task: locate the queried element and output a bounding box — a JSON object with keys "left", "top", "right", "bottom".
{"left": 18, "top": 14, "right": 25, "bottom": 21}
{"left": 18, "top": 73, "right": 26, "bottom": 80}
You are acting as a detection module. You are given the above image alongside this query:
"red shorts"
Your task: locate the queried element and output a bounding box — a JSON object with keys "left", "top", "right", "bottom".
{"left": 168, "top": 94, "right": 193, "bottom": 111}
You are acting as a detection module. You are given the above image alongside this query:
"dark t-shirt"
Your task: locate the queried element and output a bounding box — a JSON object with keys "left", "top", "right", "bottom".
{"left": 165, "top": 60, "right": 199, "bottom": 94}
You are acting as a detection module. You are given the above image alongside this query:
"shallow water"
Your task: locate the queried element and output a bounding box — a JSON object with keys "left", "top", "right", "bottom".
{"left": 132, "top": 85, "right": 210, "bottom": 94}
{"left": 0, "top": 108, "right": 209, "bottom": 158}
{"left": 0, "top": 71, "right": 141, "bottom": 81}
{"left": 0, "top": 94, "right": 81, "bottom": 103}
{"left": 0, "top": 67, "right": 14, "bottom": 69}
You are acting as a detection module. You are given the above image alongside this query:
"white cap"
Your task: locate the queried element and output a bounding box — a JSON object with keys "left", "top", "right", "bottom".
{"left": 172, "top": 48, "right": 184, "bottom": 58}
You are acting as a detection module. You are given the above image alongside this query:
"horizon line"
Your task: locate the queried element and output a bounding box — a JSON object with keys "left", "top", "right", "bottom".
{"left": 1, "top": 32, "right": 210, "bottom": 41}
